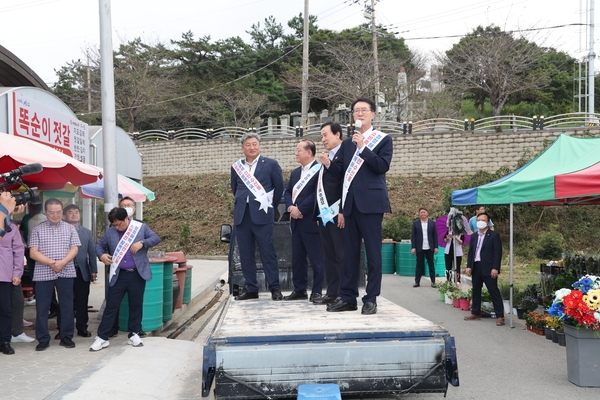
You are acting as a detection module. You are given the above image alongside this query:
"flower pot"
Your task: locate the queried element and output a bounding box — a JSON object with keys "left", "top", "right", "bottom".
{"left": 502, "top": 300, "right": 510, "bottom": 314}
{"left": 453, "top": 299, "right": 460, "bottom": 308}
{"left": 564, "top": 324, "right": 600, "bottom": 387}
{"left": 444, "top": 293, "right": 453, "bottom": 305}
{"left": 551, "top": 329, "right": 559, "bottom": 343}
{"left": 535, "top": 327, "right": 545, "bottom": 336}
{"left": 557, "top": 330, "right": 566, "bottom": 346}
{"left": 482, "top": 301, "right": 491, "bottom": 312}
{"left": 516, "top": 308, "right": 526, "bottom": 320}
{"left": 439, "top": 291, "right": 445, "bottom": 301}
{"left": 459, "top": 298, "right": 470, "bottom": 311}
{"left": 545, "top": 326, "right": 553, "bottom": 340}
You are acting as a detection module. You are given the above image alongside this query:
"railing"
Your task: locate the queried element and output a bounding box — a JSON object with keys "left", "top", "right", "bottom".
{"left": 131, "top": 112, "right": 600, "bottom": 141}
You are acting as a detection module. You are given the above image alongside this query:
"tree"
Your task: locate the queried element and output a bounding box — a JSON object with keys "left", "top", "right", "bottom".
{"left": 439, "top": 25, "right": 549, "bottom": 130}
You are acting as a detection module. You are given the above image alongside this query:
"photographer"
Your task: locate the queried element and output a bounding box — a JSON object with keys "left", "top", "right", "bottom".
{"left": 0, "top": 192, "right": 17, "bottom": 238}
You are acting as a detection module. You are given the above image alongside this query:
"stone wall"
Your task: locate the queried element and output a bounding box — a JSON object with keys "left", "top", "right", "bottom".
{"left": 135, "top": 129, "right": 597, "bottom": 178}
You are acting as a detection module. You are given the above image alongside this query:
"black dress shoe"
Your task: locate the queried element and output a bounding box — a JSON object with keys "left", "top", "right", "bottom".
{"left": 60, "top": 337, "right": 76, "bottom": 348}
{"left": 327, "top": 300, "right": 358, "bottom": 312}
{"left": 139, "top": 331, "right": 147, "bottom": 338}
{"left": 54, "top": 333, "right": 61, "bottom": 340}
{"left": 361, "top": 301, "right": 378, "bottom": 315}
{"left": 271, "top": 289, "right": 283, "bottom": 301}
{"left": 0, "top": 342, "right": 15, "bottom": 355}
{"left": 313, "top": 295, "right": 336, "bottom": 305}
{"left": 235, "top": 292, "right": 259, "bottom": 301}
{"left": 309, "top": 293, "right": 323, "bottom": 302}
{"left": 48, "top": 311, "right": 58, "bottom": 319}
{"left": 413, "top": 283, "right": 420, "bottom": 287}
{"left": 77, "top": 330, "right": 92, "bottom": 338}
{"left": 284, "top": 291, "right": 308, "bottom": 301}
{"left": 36, "top": 342, "right": 50, "bottom": 351}
{"left": 326, "top": 297, "right": 342, "bottom": 310}
{"left": 109, "top": 330, "right": 119, "bottom": 339}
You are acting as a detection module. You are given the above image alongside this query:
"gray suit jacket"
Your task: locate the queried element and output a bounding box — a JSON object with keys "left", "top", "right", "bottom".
{"left": 74, "top": 225, "right": 97, "bottom": 282}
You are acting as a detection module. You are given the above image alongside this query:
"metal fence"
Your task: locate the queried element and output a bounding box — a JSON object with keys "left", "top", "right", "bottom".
{"left": 131, "top": 112, "right": 600, "bottom": 141}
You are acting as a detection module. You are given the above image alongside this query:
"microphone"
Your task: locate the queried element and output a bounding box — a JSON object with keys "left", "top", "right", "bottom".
{"left": 0, "top": 163, "right": 44, "bottom": 179}
{"left": 352, "top": 120, "right": 362, "bottom": 145}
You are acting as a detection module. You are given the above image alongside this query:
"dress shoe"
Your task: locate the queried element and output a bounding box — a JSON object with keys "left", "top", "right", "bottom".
{"left": 313, "top": 295, "right": 336, "bottom": 305}
{"left": 496, "top": 318, "right": 505, "bottom": 326}
{"left": 138, "top": 330, "right": 147, "bottom": 338}
{"left": 271, "top": 289, "right": 283, "bottom": 301}
{"left": 464, "top": 313, "right": 482, "bottom": 321}
{"left": 327, "top": 300, "right": 358, "bottom": 312}
{"left": 48, "top": 311, "right": 58, "bottom": 319}
{"left": 413, "top": 283, "right": 420, "bottom": 287}
{"left": 60, "top": 337, "right": 76, "bottom": 348}
{"left": 361, "top": 301, "right": 378, "bottom": 315}
{"left": 235, "top": 291, "right": 259, "bottom": 301}
{"left": 310, "top": 293, "right": 323, "bottom": 302}
{"left": 284, "top": 291, "right": 308, "bottom": 301}
{"left": 326, "top": 297, "right": 342, "bottom": 310}
{"left": 0, "top": 342, "right": 15, "bottom": 355}
{"left": 109, "top": 330, "right": 119, "bottom": 339}
{"left": 431, "top": 283, "right": 437, "bottom": 288}
{"left": 36, "top": 341, "right": 50, "bottom": 351}
{"left": 54, "top": 333, "right": 61, "bottom": 340}
{"left": 77, "top": 330, "right": 92, "bottom": 338}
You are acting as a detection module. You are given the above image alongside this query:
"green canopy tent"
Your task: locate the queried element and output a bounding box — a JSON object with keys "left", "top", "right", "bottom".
{"left": 451, "top": 134, "right": 600, "bottom": 327}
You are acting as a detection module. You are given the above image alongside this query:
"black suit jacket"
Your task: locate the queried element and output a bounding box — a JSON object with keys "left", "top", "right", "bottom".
{"left": 284, "top": 161, "right": 320, "bottom": 233}
{"left": 467, "top": 229, "right": 502, "bottom": 275}
{"left": 313, "top": 158, "right": 343, "bottom": 223}
{"left": 411, "top": 219, "right": 438, "bottom": 252}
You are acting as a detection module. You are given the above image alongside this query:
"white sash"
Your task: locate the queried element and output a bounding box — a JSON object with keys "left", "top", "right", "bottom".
{"left": 108, "top": 220, "right": 143, "bottom": 286}
{"left": 291, "top": 163, "right": 321, "bottom": 203}
{"left": 232, "top": 159, "right": 274, "bottom": 214}
{"left": 342, "top": 128, "right": 387, "bottom": 208}
{"left": 316, "top": 167, "right": 340, "bottom": 225}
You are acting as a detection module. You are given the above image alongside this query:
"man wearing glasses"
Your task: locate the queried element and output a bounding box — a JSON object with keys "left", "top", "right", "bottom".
{"left": 91, "top": 207, "right": 160, "bottom": 351}
{"left": 320, "top": 97, "right": 393, "bottom": 315}
{"left": 29, "top": 199, "right": 81, "bottom": 351}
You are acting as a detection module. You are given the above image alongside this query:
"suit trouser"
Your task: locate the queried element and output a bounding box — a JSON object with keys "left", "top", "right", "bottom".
{"left": 0, "top": 281, "right": 13, "bottom": 343}
{"left": 415, "top": 250, "right": 435, "bottom": 284}
{"left": 73, "top": 268, "right": 91, "bottom": 332}
{"left": 11, "top": 284, "right": 25, "bottom": 337}
{"left": 291, "top": 227, "right": 325, "bottom": 294}
{"left": 470, "top": 262, "right": 504, "bottom": 316}
{"left": 97, "top": 269, "right": 146, "bottom": 340}
{"left": 340, "top": 207, "right": 383, "bottom": 305}
{"left": 319, "top": 221, "right": 344, "bottom": 297}
{"left": 236, "top": 206, "right": 280, "bottom": 293}
{"left": 35, "top": 278, "right": 74, "bottom": 343}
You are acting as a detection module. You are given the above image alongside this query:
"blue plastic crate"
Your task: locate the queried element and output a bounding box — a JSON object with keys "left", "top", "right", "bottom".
{"left": 297, "top": 384, "right": 341, "bottom": 400}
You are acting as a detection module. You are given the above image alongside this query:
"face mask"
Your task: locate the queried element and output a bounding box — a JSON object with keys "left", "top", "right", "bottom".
{"left": 125, "top": 207, "right": 134, "bottom": 217}
{"left": 476, "top": 221, "right": 488, "bottom": 230}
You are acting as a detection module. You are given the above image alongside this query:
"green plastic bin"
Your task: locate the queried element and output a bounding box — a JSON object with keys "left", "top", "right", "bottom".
{"left": 381, "top": 242, "right": 396, "bottom": 274}
{"left": 183, "top": 265, "right": 193, "bottom": 304}
{"left": 119, "top": 259, "right": 165, "bottom": 332}
{"left": 395, "top": 241, "right": 414, "bottom": 276}
{"left": 162, "top": 259, "right": 175, "bottom": 322}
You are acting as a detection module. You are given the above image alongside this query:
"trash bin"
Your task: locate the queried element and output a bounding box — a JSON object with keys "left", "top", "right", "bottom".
{"left": 381, "top": 241, "right": 396, "bottom": 274}
{"left": 162, "top": 256, "right": 177, "bottom": 322}
{"left": 395, "top": 240, "right": 414, "bottom": 276}
{"left": 119, "top": 258, "right": 165, "bottom": 332}
{"left": 183, "top": 265, "right": 193, "bottom": 304}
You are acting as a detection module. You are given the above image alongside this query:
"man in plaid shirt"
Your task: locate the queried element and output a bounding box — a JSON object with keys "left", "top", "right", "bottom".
{"left": 30, "top": 199, "right": 80, "bottom": 351}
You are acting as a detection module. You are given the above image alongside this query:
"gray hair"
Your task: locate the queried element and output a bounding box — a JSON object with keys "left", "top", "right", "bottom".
{"left": 240, "top": 132, "right": 261, "bottom": 144}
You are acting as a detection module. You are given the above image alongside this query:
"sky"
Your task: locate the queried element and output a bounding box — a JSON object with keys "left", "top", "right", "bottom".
{"left": 0, "top": 0, "right": 594, "bottom": 86}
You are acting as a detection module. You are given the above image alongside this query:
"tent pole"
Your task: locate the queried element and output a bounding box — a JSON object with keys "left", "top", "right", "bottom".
{"left": 509, "top": 203, "right": 514, "bottom": 328}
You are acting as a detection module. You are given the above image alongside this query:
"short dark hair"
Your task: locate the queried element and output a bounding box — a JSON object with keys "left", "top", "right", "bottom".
{"left": 351, "top": 97, "right": 376, "bottom": 112}
{"left": 475, "top": 205, "right": 485, "bottom": 211}
{"left": 63, "top": 204, "right": 80, "bottom": 215}
{"left": 29, "top": 203, "right": 42, "bottom": 213}
{"left": 419, "top": 207, "right": 428, "bottom": 213}
{"left": 44, "top": 198, "right": 63, "bottom": 211}
{"left": 119, "top": 196, "right": 135, "bottom": 206}
{"left": 477, "top": 212, "right": 490, "bottom": 221}
{"left": 320, "top": 121, "right": 343, "bottom": 139}
{"left": 300, "top": 139, "right": 316, "bottom": 157}
{"left": 108, "top": 207, "right": 128, "bottom": 223}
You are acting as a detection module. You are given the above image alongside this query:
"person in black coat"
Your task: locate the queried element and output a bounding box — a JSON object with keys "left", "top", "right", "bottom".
{"left": 411, "top": 208, "right": 438, "bottom": 288}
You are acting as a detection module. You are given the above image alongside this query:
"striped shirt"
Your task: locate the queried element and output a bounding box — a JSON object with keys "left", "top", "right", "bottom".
{"left": 30, "top": 220, "right": 81, "bottom": 281}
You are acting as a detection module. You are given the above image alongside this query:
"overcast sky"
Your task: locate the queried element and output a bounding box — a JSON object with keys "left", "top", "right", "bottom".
{"left": 0, "top": 0, "right": 594, "bottom": 86}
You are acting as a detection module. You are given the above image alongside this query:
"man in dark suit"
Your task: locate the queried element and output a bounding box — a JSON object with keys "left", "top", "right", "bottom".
{"left": 464, "top": 212, "right": 505, "bottom": 326}
{"left": 231, "top": 132, "right": 284, "bottom": 301}
{"left": 411, "top": 207, "right": 439, "bottom": 288}
{"left": 284, "top": 139, "right": 325, "bottom": 302}
{"left": 313, "top": 122, "right": 345, "bottom": 305}
{"left": 63, "top": 204, "right": 97, "bottom": 338}
{"left": 91, "top": 207, "right": 160, "bottom": 351}
{"left": 321, "top": 97, "right": 393, "bottom": 315}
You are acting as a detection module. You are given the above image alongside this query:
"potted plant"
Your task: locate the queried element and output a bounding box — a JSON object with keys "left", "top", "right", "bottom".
{"left": 481, "top": 289, "right": 492, "bottom": 312}
{"left": 519, "top": 295, "right": 539, "bottom": 313}
{"left": 458, "top": 290, "right": 471, "bottom": 311}
{"left": 437, "top": 280, "right": 456, "bottom": 304}
{"left": 451, "top": 290, "right": 465, "bottom": 308}
{"left": 546, "top": 274, "right": 600, "bottom": 386}
{"left": 545, "top": 316, "right": 563, "bottom": 343}
{"left": 513, "top": 289, "right": 526, "bottom": 319}
{"left": 524, "top": 312, "right": 546, "bottom": 335}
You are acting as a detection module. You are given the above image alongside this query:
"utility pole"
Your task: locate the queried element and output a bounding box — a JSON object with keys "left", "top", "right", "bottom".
{"left": 588, "top": 0, "right": 596, "bottom": 121}
{"left": 86, "top": 51, "right": 92, "bottom": 114}
{"left": 301, "top": 0, "right": 309, "bottom": 128}
{"left": 371, "top": 0, "right": 380, "bottom": 115}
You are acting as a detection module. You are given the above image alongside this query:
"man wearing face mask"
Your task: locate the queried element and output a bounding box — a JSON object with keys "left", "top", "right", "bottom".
{"left": 464, "top": 212, "right": 505, "bottom": 326}
{"left": 119, "top": 197, "right": 136, "bottom": 220}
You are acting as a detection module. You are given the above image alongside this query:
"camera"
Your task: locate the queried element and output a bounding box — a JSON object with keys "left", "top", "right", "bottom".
{"left": 0, "top": 163, "right": 43, "bottom": 206}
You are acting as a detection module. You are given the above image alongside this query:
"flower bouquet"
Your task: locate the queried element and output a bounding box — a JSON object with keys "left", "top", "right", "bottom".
{"left": 547, "top": 274, "right": 600, "bottom": 330}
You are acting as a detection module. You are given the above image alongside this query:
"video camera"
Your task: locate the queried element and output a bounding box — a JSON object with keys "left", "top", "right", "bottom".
{"left": 0, "top": 163, "right": 42, "bottom": 205}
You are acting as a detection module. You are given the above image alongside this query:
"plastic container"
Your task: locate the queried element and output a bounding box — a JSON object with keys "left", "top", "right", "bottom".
{"left": 162, "top": 257, "right": 177, "bottom": 322}
{"left": 381, "top": 242, "right": 395, "bottom": 274}
{"left": 183, "top": 265, "right": 193, "bottom": 304}
{"left": 297, "top": 383, "right": 341, "bottom": 400}
{"left": 395, "top": 241, "right": 414, "bottom": 276}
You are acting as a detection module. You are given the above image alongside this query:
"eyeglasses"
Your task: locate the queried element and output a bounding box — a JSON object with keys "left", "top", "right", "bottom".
{"left": 352, "top": 108, "right": 372, "bottom": 114}
{"left": 111, "top": 220, "right": 126, "bottom": 228}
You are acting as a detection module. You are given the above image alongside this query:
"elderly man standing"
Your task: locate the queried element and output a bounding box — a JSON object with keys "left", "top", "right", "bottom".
{"left": 230, "top": 132, "right": 284, "bottom": 301}
{"left": 63, "top": 204, "right": 97, "bottom": 338}
{"left": 30, "top": 199, "right": 80, "bottom": 351}
{"left": 284, "top": 139, "right": 325, "bottom": 302}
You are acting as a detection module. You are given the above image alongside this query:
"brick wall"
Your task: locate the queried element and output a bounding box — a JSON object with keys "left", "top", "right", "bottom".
{"left": 135, "top": 129, "right": 597, "bottom": 178}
